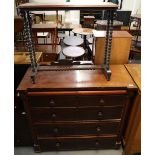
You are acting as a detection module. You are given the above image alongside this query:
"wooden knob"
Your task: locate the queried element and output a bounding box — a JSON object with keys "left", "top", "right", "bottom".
{"left": 96, "top": 127, "right": 101, "bottom": 132}
{"left": 99, "top": 98, "right": 104, "bottom": 103}
{"left": 95, "top": 141, "right": 99, "bottom": 146}
{"left": 49, "top": 99, "right": 55, "bottom": 105}
{"left": 53, "top": 128, "right": 58, "bottom": 133}
{"left": 98, "top": 111, "right": 103, "bottom": 117}
{"left": 21, "top": 112, "right": 26, "bottom": 115}
{"left": 52, "top": 113, "right": 56, "bottom": 118}
{"left": 56, "top": 142, "right": 60, "bottom": 148}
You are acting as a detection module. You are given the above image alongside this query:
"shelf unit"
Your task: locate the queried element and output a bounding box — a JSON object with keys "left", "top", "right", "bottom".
{"left": 18, "top": 2, "right": 118, "bottom": 83}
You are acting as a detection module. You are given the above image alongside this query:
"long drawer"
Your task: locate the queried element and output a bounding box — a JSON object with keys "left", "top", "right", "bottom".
{"left": 31, "top": 106, "right": 123, "bottom": 122}
{"left": 34, "top": 121, "right": 120, "bottom": 136}
{"left": 37, "top": 136, "right": 118, "bottom": 151}
{"left": 28, "top": 93, "right": 128, "bottom": 108}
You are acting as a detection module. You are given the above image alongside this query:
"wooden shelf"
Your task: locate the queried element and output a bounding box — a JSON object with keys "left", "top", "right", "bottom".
{"left": 18, "top": 2, "right": 118, "bottom": 11}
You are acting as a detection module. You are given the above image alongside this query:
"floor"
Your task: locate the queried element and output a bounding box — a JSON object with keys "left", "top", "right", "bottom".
{"left": 14, "top": 147, "right": 123, "bottom": 155}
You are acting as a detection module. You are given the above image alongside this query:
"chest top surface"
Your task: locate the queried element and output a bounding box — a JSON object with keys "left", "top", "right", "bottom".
{"left": 17, "top": 65, "right": 137, "bottom": 92}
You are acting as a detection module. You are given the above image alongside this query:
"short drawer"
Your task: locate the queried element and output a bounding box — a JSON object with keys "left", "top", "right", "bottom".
{"left": 31, "top": 107, "right": 77, "bottom": 122}
{"left": 34, "top": 121, "right": 120, "bottom": 136}
{"left": 28, "top": 95, "right": 77, "bottom": 107}
{"left": 37, "top": 136, "right": 118, "bottom": 151}
{"left": 77, "top": 106, "right": 123, "bottom": 120}
{"left": 78, "top": 95, "right": 128, "bottom": 106}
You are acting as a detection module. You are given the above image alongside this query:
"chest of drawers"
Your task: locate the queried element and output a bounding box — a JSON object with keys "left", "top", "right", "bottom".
{"left": 17, "top": 65, "right": 137, "bottom": 152}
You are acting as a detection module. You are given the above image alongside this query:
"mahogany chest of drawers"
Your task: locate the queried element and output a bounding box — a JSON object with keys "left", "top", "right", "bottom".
{"left": 17, "top": 65, "right": 137, "bottom": 152}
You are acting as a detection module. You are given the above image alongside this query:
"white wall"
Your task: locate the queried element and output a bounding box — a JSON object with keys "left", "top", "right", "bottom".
{"left": 122, "top": 0, "right": 141, "bottom": 14}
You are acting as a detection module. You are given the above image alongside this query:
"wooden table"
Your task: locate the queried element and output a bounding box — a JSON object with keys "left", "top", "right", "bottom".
{"left": 123, "top": 64, "right": 141, "bottom": 155}
{"left": 32, "top": 23, "right": 57, "bottom": 44}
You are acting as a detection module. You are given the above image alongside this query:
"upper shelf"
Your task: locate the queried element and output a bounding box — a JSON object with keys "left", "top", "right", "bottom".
{"left": 18, "top": 2, "right": 118, "bottom": 11}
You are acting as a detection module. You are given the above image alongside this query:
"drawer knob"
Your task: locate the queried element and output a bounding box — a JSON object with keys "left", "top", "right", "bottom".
{"left": 95, "top": 141, "right": 100, "bottom": 146}
{"left": 50, "top": 99, "right": 55, "bottom": 105}
{"left": 51, "top": 113, "right": 56, "bottom": 118}
{"left": 53, "top": 128, "right": 58, "bottom": 133}
{"left": 21, "top": 111, "right": 26, "bottom": 115}
{"left": 56, "top": 142, "right": 60, "bottom": 148}
{"left": 100, "top": 99, "right": 104, "bottom": 103}
{"left": 96, "top": 127, "right": 101, "bottom": 132}
{"left": 98, "top": 111, "right": 103, "bottom": 117}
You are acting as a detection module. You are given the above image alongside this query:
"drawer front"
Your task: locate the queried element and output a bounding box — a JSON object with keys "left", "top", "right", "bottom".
{"left": 77, "top": 106, "right": 123, "bottom": 120}
{"left": 28, "top": 95, "right": 77, "bottom": 107}
{"left": 38, "top": 136, "right": 117, "bottom": 151}
{"left": 31, "top": 106, "right": 123, "bottom": 122}
{"left": 78, "top": 95, "right": 128, "bottom": 106}
{"left": 28, "top": 94, "right": 127, "bottom": 107}
{"left": 34, "top": 121, "right": 120, "bottom": 136}
{"left": 31, "top": 108, "right": 77, "bottom": 122}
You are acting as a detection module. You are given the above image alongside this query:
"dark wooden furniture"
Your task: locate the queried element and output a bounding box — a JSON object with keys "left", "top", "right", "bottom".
{"left": 80, "top": 10, "right": 103, "bottom": 26}
{"left": 114, "top": 10, "right": 131, "bottom": 26}
{"left": 129, "top": 14, "right": 141, "bottom": 47}
{"left": 83, "top": 16, "right": 95, "bottom": 28}
{"left": 123, "top": 64, "right": 141, "bottom": 155}
{"left": 17, "top": 65, "right": 137, "bottom": 152}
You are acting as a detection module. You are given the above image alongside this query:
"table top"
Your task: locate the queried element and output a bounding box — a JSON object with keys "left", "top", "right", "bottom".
{"left": 124, "top": 64, "right": 141, "bottom": 91}
{"left": 72, "top": 28, "right": 94, "bottom": 35}
{"left": 14, "top": 52, "right": 42, "bottom": 64}
{"left": 32, "top": 23, "right": 57, "bottom": 30}
{"left": 17, "top": 65, "right": 137, "bottom": 92}
{"left": 63, "top": 46, "right": 85, "bottom": 58}
{"left": 18, "top": 2, "right": 118, "bottom": 11}
{"left": 32, "top": 22, "right": 81, "bottom": 31}
{"left": 63, "top": 36, "right": 84, "bottom": 46}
